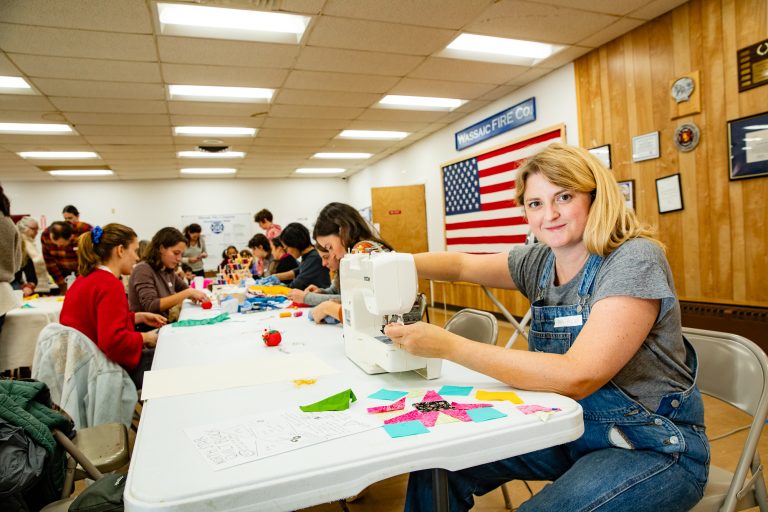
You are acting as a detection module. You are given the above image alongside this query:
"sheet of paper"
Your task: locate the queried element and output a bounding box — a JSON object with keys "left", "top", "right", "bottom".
{"left": 186, "top": 409, "right": 379, "bottom": 470}
{"left": 141, "top": 353, "right": 337, "bottom": 400}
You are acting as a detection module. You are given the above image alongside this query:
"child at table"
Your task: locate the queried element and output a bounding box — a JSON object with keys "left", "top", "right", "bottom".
{"left": 60, "top": 224, "right": 166, "bottom": 388}
{"left": 259, "top": 224, "right": 329, "bottom": 289}
{"left": 267, "top": 236, "right": 298, "bottom": 283}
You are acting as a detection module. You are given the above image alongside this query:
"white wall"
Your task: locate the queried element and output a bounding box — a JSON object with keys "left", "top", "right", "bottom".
{"left": 4, "top": 178, "right": 350, "bottom": 240}
{"left": 348, "top": 64, "right": 579, "bottom": 252}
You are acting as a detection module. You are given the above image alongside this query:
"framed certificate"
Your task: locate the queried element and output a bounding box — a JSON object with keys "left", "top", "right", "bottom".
{"left": 617, "top": 179, "right": 635, "bottom": 210}
{"left": 588, "top": 144, "right": 612, "bottom": 169}
{"left": 655, "top": 173, "right": 683, "bottom": 214}
{"left": 728, "top": 112, "right": 768, "bottom": 180}
{"left": 632, "top": 131, "right": 660, "bottom": 162}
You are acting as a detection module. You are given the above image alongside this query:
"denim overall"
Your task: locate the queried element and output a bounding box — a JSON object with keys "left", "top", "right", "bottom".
{"left": 406, "top": 253, "right": 709, "bottom": 512}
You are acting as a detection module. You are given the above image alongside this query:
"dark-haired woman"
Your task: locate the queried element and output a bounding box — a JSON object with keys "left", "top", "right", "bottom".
{"left": 265, "top": 223, "right": 329, "bottom": 289}
{"left": 128, "top": 227, "right": 208, "bottom": 320}
{"left": 182, "top": 223, "right": 207, "bottom": 277}
{"left": 60, "top": 224, "right": 166, "bottom": 387}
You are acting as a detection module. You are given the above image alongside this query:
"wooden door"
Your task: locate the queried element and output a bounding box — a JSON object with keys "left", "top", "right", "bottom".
{"left": 371, "top": 184, "right": 430, "bottom": 296}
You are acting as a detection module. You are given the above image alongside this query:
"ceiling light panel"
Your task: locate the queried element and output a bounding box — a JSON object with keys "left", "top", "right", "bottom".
{"left": 180, "top": 168, "right": 237, "bottom": 175}
{"left": 18, "top": 151, "right": 99, "bottom": 159}
{"left": 156, "top": 3, "right": 310, "bottom": 44}
{"left": 168, "top": 85, "right": 274, "bottom": 103}
{"left": 48, "top": 169, "right": 113, "bottom": 176}
{"left": 0, "top": 75, "right": 35, "bottom": 95}
{"left": 439, "top": 34, "right": 562, "bottom": 65}
{"left": 377, "top": 95, "right": 466, "bottom": 111}
{"left": 0, "top": 123, "right": 74, "bottom": 134}
{"left": 174, "top": 126, "right": 257, "bottom": 136}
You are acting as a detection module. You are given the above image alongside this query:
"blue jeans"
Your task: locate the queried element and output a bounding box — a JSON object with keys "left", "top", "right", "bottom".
{"left": 405, "top": 425, "right": 708, "bottom": 511}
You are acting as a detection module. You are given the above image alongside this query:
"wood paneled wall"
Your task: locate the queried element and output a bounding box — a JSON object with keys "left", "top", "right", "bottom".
{"left": 575, "top": 0, "right": 768, "bottom": 307}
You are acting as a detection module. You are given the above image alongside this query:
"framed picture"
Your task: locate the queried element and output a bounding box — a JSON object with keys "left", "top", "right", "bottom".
{"left": 588, "top": 144, "right": 612, "bottom": 169}
{"left": 617, "top": 179, "right": 635, "bottom": 210}
{"left": 632, "top": 131, "right": 660, "bottom": 162}
{"left": 728, "top": 112, "right": 768, "bottom": 180}
{"left": 655, "top": 173, "right": 684, "bottom": 214}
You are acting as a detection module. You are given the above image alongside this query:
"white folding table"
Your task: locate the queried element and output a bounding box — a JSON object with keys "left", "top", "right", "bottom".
{"left": 124, "top": 304, "right": 583, "bottom": 512}
{"left": 0, "top": 296, "right": 63, "bottom": 374}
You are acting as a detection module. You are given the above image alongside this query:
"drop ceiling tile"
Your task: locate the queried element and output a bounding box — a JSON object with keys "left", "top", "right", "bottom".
{"left": 275, "top": 89, "right": 380, "bottom": 108}
{"left": 51, "top": 97, "right": 166, "bottom": 114}
{"left": 252, "top": 138, "right": 327, "bottom": 147}
{"left": 479, "top": 84, "right": 521, "bottom": 101}
{"left": 578, "top": 18, "right": 645, "bottom": 47}
{"left": 167, "top": 101, "right": 266, "bottom": 117}
{"left": 321, "top": 0, "right": 492, "bottom": 29}
{"left": 0, "top": 0, "right": 153, "bottom": 32}
{"left": 83, "top": 135, "right": 174, "bottom": 145}
{"left": 295, "top": 47, "right": 423, "bottom": 76}
{"left": 0, "top": 23, "right": 157, "bottom": 61}
{"left": 408, "top": 57, "right": 529, "bottom": 85}
{"left": 0, "top": 53, "right": 20, "bottom": 74}
{"left": 261, "top": 117, "right": 349, "bottom": 130}
{"left": 629, "top": 0, "right": 688, "bottom": 21}
{"left": 0, "top": 110, "right": 61, "bottom": 123}
{"left": 531, "top": 0, "right": 650, "bottom": 16}
{"left": 283, "top": 70, "right": 399, "bottom": 93}
{"left": 345, "top": 119, "right": 430, "bottom": 131}
{"left": 0, "top": 135, "right": 88, "bottom": 145}
{"left": 269, "top": 104, "right": 363, "bottom": 119}
{"left": 388, "top": 78, "right": 496, "bottom": 99}
{"left": 463, "top": 1, "right": 619, "bottom": 45}
{"left": 307, "top": 17, "right": 455, "bottom": 56}
{"left": 75, "top": 125, "right": 171, "bottom": 136}
{"left": 507, "top": 66, "right": 554, "bottom": 86}
{"left": 170, "top": 115, "right": 264, "bottom": 128}
{"left": 65, "top": 112, "right": 169, "bottom": 126}
{"left": 9, "top": 54, "right": 161, "bottom": 83}
{"left": 161, "top": 64, "right": 288, "bottom": 88}
{"left": 32, "top": 79, "right": 165, "bottom": 100}
{"left": 452, "top": 99, "right": 491, "bottom": 114}
{"left": 357, "top": 108, "right": 449, "bottom": 123}
{"left": 279, "top": 0, "right": 326, "bottom": 14}
{"left": 326, "top": 138, "right": 399, "bottom": 149}
{"left": 0, "top": 95, "right": 56, "bottom": 111}
{"left": 158, "top": 37, "right": 300, "bottom": 68}
{"left": 538, "top": 46, "right": 593, "bottom": 69}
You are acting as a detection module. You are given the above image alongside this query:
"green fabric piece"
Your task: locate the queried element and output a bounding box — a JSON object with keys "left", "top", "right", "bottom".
{"left": 299, "top": 389, "right": 357, "bottom": 412}
{"left": 172, "top": 312, "right": 230, "bottom": 327}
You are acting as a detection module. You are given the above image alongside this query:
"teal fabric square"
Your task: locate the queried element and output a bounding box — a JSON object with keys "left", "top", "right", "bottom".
{"left": 383, "top": 420, "right": 430, "bottom": 438}
{"left": 438, "top": 385, "right": 473, "bottom": 396}
{"left": 368, "top": 389, "right": 409, "bottom": 401}
{"left": 467, "top": 407, "right": 508, "bottom": 422}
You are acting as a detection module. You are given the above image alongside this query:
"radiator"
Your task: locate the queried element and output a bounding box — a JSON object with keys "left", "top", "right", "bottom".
{"left": 680, "top": 301, "right": 768, "bottom": 351}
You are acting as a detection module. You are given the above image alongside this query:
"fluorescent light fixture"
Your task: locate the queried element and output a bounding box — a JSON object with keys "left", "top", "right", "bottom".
{"left": 169, "top": 84, "right": 274, "bottom": 103}
{"left": 378, "top": 95, "right": 466, "bottom": 111}
{"left": 157, "top": 3, "right": 310, "bottom": 44}
{"left": 312, "top": 152, "right": 372, "bottom": 159}
{"left": 338, "top": 130, "right": 409, "bottom": 140}
{"left": 0, "top": 76, "right": 31, "bottom": 90}
{"left": 18, "top": 151, "right": 99, "bottom": 159}
{"left": 440, "top": 33, "right": 560, "bottom": 65}
{"left": 294, "top": 168, "right": 346, "bottom": 175}
{"left": 48, "top": 169, "right": 113, "bottom": 176}
{"left": 0, "top": 123, "right": 73, "bottom": 134}
{"left": 174, "top": 126, "right": 257, "bottom": 136}
{"left": 180, "top": 168, "right": 237, "bottom": 175}
{"left": 177, "top": 150, "right": 245, "bottom": 158}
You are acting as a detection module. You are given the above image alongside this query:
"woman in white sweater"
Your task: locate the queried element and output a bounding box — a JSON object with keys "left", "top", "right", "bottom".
{"left": 0, "top": 184, "right": 22, "bottom": 333}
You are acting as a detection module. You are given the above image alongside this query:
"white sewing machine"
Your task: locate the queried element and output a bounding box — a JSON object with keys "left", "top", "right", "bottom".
{"left": 340, "top": 252, "right": 442, "bottom": 379}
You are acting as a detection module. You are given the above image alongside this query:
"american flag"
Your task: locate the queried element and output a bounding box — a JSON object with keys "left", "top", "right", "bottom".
{"left": 442, "top": 127, "right": 563, "bottom": 253}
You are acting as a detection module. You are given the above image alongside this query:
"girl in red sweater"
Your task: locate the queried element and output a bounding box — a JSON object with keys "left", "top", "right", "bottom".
{"left": 60, "top": 223, "right": 166, "bottom": 388}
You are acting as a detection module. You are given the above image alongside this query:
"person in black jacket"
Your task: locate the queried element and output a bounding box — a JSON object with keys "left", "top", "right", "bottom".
{"left": 264, "top": 223, "right": 329, "bottom": 289}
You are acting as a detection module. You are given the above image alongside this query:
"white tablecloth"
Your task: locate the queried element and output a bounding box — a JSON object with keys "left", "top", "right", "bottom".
{"left": 0, "top": 297, "right": 63, "bottom": 372}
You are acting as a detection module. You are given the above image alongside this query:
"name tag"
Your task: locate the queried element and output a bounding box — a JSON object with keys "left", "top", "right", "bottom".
{"left": 554, "top": 315, "right": 583, "bottom": 328}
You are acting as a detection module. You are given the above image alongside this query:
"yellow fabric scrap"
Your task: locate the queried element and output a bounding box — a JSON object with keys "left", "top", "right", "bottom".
{"left": 475, "top": 390, "right": 523, "bottom": 404}
{"left": 293, "top": 379, "right": 317, "bottom": 387}
{"left": 248, "top": 285, "right": 293, "bottom": 296}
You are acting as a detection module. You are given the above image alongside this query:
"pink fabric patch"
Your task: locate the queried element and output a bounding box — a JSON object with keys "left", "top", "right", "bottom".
{"left": 517, "top": 405, "right": 561, "bottom": 415}
{"left": 451, "top": 402, "right": 493, "bottom": 410}
{"left": 421, "top": 390, "right": 445, "bottom": 402}
{"left": 384, "top": 410, "right": 423, "bottom": 425}
{"left": 441, "top": 409, "right": 473, "bottom": 422}
{"left": 367, "top": 397, "right": 406, "bottom": 414}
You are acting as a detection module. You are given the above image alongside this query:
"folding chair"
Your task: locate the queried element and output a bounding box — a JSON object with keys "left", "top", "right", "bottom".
{"left": 444, "top": 308, "right": 526, "bottom": 511}
{"left": 684, "top": 327, "right": 768, "bottom": 512}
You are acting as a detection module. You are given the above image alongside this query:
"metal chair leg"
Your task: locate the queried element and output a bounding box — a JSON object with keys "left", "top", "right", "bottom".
{"left": 500, "top": 483, "right": 514, "bottom": 511}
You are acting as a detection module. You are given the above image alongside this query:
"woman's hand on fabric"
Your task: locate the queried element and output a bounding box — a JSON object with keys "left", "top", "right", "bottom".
{"left": 287, "top": 288, "right": 307, "bottom": 302}
{"left": 305, "top": 285, "right": 320, "bottom": 293}
{"left": 185, "top": 288, "right": 209, "bottom": 303}
{"left": 311, "top": 300, "right": 340, "bottom": 324}
{"left": 136, "top": 312, "right": 167, "bottom": 328}
{"left": 384, "top": 321, "right": 455, "bottom": 359}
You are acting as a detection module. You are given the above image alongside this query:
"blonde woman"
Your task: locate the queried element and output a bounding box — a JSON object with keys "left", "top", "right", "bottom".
{"left": 386, "top": 143, "right": 708, "bottom": 512}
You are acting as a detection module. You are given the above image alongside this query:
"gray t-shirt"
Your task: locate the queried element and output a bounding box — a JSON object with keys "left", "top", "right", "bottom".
{"left": 508, "top": 238, "right": 694, "bottom": 412}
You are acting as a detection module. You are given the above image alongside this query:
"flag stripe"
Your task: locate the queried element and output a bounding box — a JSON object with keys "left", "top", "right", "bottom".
{"left": 446, "top": 216, "right": 527, "bottom": 230}
{"left": 444, "top": 207, "right": 525, "bottom": 226}
{"left": 479, "top": 160, "right": 521, "bottom": 178}
{"left": 481, "top": 199, "right": 516, "bottom": 211}
{"left": 476, "top": 130, "right": 562, "bottom": 162}
{"left": 448, "top": 224, "right": 530, "bottom": 239}
{"left": 480, "top": 180, "right": 515, "bottom": 194}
